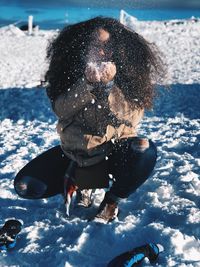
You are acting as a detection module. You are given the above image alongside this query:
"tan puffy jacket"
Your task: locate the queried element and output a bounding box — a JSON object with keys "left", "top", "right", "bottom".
{"left": 53, "top": 79, "right": 144, "bottom": 167}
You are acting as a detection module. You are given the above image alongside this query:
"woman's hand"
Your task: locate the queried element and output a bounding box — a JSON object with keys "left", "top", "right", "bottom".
{"left": 85, "top": 62, "right": 116, "bottom": 84}
{"left": 99, "top": 62, "right": 116, "bottom": 84}
{"left": 85, "top": 63, "right": 101, "bottom": 83}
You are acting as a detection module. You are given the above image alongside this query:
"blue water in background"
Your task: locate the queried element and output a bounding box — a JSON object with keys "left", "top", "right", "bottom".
{"left": 0, "top": 2, "right": 200, "bottom": 29}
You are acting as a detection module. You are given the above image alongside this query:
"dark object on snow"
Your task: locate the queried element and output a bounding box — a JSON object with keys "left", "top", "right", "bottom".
{"left": 107, "top": 243, "right": 163, "bottom": 267}
{"left": 164, "top": 17, "right": 199, "bottom": 26}
{"left": 19, "top": 24, "right": 37, "bottom": 31}
{"left": 0, "top": 219, "right": 22, "bottom": 251}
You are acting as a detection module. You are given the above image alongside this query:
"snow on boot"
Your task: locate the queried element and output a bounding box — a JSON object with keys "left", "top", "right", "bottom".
{"left": 76, "top": 189, "right": 93, "bottom": 208}
{"left": 0, "top": 219, "right": 22, "bottom": 251}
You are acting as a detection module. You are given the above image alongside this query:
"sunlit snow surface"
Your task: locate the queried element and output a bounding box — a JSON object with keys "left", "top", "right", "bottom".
{"left": 0, "top": 18, "right": 200, "bottom": 267}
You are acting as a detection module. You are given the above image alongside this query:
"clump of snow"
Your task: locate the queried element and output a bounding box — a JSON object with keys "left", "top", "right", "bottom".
{"left": 86, "top": 61, "right": 115, "bottom": 83}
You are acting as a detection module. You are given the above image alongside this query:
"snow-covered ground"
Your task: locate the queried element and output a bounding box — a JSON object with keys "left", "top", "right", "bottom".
{"left": 0, "top": 15, "right": 200, "bottom": 267}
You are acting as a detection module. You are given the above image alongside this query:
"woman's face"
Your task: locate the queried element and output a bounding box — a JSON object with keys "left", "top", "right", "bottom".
{"left": 88, "top": 28, "right": 113, "bottom": 63}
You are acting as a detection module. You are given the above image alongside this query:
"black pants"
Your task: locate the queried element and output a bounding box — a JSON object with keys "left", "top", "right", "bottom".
{"left": 14, "top": 138, "right": 157, "bottom": 199}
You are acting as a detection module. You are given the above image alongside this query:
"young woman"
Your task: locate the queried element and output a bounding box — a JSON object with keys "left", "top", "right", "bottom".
{"left": 14, "top": 17, "right": 165, "bottom": 223}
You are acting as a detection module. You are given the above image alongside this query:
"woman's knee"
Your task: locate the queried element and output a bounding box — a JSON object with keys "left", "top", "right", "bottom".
{"left": 131, "top": 138, "right": 157, "bottom": 159}
{"left": 14, "top": 175, "right": 47, "bottom": 199}
{"left": 129, "top": 138, "right": 157, "bottom": 177}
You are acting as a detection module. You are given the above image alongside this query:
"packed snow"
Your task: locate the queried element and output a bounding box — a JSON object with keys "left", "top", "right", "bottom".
{"left": 0, "top": 12, "right": 200, "bottom": 267}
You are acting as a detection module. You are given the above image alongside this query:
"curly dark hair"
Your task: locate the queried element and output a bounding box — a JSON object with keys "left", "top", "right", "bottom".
{"left": 45, "top": 16, "right": 166, "bottom": 109}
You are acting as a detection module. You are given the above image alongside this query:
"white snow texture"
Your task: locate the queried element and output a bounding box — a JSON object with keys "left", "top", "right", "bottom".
{"left": 0, "top": 13, "right": 200, "bottom": 267}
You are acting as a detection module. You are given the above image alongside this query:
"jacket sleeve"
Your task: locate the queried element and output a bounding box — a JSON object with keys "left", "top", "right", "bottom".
{"left": 52, "top": 78, "right": 96, "bottom": 120}
{"left": 108, "top": 85, "right": 144, "bottom": 127}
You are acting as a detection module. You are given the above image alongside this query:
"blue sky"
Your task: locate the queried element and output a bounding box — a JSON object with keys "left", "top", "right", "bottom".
{"left": 1, "top": 0, "right": 200, "bottom": 9}
{"left": 0, "top": 1, "right": 200, "bottom": 28}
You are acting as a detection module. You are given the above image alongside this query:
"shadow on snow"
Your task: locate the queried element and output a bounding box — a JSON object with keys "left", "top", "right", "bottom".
{"left": 0, "top": 84, "right": 200, "bottom": 122}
